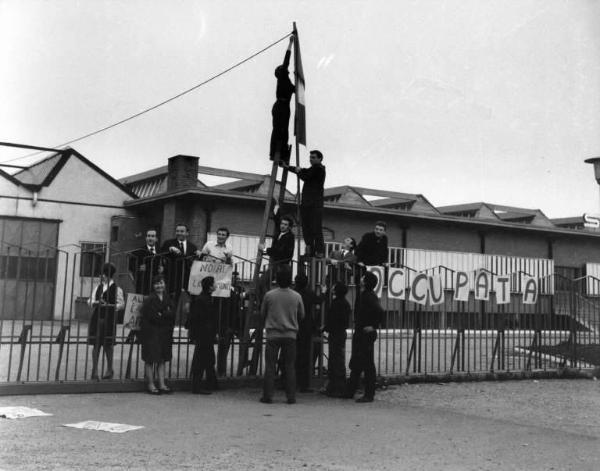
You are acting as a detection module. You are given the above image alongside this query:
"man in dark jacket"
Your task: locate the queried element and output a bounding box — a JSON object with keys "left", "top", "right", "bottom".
{"left": 285, "top": 150, "right": 326, "bottom": 257}
{"left": 129, "top": 229, "right": 163, "bottom": 295}
{"left": 260, "top": 215, "right": 295, "bottom": 266}
{"left": 293, "top": 273, "right": 322, "bottom": 392}
{"left": 270, "top": 36, "right": 294, "bottom": 163}
{"left": 323, "top": 282, "right": 351, "bottom": 397}
{"left": 356, "top": 221, "right": 389, "bottom": 267}
{"left": 345, "top": 271, "right": 383, "bottom": 403}
{"left": 160, "top": 223, "right": 200, "bottom": 300}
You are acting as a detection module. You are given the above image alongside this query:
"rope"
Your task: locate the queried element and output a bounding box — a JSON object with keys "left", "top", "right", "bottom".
{"left": 1, "top": 32, "right": 293, "bottom": 164}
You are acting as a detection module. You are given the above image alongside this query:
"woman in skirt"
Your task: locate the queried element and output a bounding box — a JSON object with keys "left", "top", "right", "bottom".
{"left": 140, "top": 275, "right": 175, "bottom": 394}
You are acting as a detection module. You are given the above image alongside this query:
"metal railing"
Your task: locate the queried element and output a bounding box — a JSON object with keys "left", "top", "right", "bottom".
{"left": 1, "top": 243, "right": 598, "bottom": 385}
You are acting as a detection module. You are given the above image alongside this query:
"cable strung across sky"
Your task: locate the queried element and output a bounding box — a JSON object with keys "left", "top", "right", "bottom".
{"left": 1, "top": 32, "right": 293, "bottom": 164}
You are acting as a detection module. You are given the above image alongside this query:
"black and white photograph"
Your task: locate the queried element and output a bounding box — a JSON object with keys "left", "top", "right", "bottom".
{"left": 1, "top": 1, "right": 599, "bottom": 469}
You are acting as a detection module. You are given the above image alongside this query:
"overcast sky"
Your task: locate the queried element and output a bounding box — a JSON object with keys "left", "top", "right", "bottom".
{"left": 1, "top": 0, "right": 600, "bottom": 218}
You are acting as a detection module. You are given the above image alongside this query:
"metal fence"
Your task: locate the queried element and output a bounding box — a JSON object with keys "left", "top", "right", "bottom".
{"left": 1, "top": 242, "right": 599, "bottom": 386}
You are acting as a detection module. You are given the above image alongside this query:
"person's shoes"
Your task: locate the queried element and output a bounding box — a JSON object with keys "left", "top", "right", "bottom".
{"left": 286, "top": 398, "right": 296, "bottom": 404}
{"left": 158, "top": 386, "right": 173, "bottom": 395}
{"left": 259, "top": 397, "right": 273, "bottom": 404}
{"left": 325, "top": 390, "right": 344, "bottom": 398}
{"left": 356, "top": 396, "right": 374, "bottom": 403}
{"left": 147, "top": 386, "right": 161, "bottom": 395}
{"left": 299, "top": 388, "right": 314, "bottom": 393}
{"left": 102, "top": 371, "right": 114, "bottom": 380}
{"left": 193, "top": 389, "right": 212, "bottom": 395}
{"left": 91, "top": 373, "right": 99, "bottom": 381}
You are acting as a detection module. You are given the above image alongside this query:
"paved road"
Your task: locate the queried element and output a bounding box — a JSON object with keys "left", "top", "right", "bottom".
{"left": 1, "top": 379, "right": 599, "bottom": 470}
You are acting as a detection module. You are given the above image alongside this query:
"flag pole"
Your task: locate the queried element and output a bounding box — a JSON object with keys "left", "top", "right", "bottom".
{"left": 293, "top": 22, "right": 302, "bottom": 263}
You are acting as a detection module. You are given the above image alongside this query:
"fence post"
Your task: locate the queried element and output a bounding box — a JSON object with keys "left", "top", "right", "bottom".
{"left": 449, "top": 329, "right": 462, "bottom": 374}
{"left": 16, "top": 325, "right": 32, "bottom": 382}
{"left": 54, "top": 325, "right": 70, "bottom": 381}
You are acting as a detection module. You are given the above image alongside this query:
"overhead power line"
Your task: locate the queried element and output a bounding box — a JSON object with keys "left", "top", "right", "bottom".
{"left": 1, "top": 32, "right": 292, "bottom": 164}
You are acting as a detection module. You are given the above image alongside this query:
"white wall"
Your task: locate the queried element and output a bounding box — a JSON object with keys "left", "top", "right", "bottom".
{"left": 0, "top": 155, "right": 132, "bottom": 319}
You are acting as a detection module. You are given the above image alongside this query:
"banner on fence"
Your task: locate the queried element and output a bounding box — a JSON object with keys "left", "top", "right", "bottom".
{"left": 369, "top": 266, "right": 539, "bottom": 306}
{"left": 387, "top": 267, "right": 406, "bottom": 300}
{"left": 366, "top": 266, "right": 384, "bottom": 298}
{"left": 454, "top": 271, "right": 470, "bottom": 301}
{"left": 408, "top": 273, "right": 429, "bottom": 305}
{"left": 494, "top": 275, "right": 511, "bottom": 304}
{"left": 188, "top": 261, "right": 232, "bottom": 297}
{"left": 124, "top": 293, "right": 145, "bottom": 330}
{"left": 522, "top": 276, "right": 538, "bottom": 304}
{"left": 474, "top": 270, "right": 491, "bottom": 301}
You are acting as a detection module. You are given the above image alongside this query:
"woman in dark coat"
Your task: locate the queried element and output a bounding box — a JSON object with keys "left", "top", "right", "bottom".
{"left": 140, "top": 275, "right": 175, "bottom": 394}
{"left": 88, "top": 263, "right": 124, "bottom": 380}
{"left": 188, "top": 276, "right": 219, "bottom": 394}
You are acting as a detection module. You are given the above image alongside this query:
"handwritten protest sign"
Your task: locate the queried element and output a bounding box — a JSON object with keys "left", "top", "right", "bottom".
{"left": 123, "top": 293, "right": 145, "bottom": 330}
{"left": 188, "top": 261, "right": 232, "bottom": 297}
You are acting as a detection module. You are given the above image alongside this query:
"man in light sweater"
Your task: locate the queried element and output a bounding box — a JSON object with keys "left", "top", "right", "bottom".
{"left": 260, "top": 265, "right": 305, "bottom": 404}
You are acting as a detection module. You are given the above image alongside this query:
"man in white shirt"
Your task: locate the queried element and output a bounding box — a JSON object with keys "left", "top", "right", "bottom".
{"left": 201, "top": 227, "right": 233, "bottom": 264}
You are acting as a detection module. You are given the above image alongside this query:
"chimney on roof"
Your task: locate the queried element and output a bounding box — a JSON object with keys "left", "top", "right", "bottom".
{"left": 167, "top": 155, "right": 199, "bottom": 191}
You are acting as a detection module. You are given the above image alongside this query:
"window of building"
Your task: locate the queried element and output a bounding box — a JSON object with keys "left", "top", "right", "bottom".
{"left": 80, "top": 242, "right": 106, "bottom": 277}
{"left": 111, "top": 225, "right": 119, "bottom": 242}
{"left": 0, "top": 217, "right": 59, "bottom": 282}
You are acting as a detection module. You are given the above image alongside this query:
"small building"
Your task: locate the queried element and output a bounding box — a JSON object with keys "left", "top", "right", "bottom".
{"left": 0, "top": 149, "right": 136, "bottom": 319}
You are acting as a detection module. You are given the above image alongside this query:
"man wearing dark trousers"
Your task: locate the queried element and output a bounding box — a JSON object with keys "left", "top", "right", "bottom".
{"left": 260, "top": 266, "right": 305, "bottom": 404}
{"left": 285, "top": 150, "right": 326, "bottom": 257}
{"left": 346, "top": 271, "right": 383, "bottom": 403}
{"left": 129, "top": 229, "right": 163, "bottom": 295}
{"left": 293, "top": 273, "right": 321, "bottom": 392}
{"left": 270, "top": 36, "right": 294, "bottom": 163}
{"left": 188, "top": 276, "right": 218, "bottom": 394}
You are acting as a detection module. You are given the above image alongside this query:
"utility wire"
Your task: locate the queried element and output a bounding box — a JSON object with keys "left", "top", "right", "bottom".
{"left": 1, "top": 32, "right": 292, "bottom": 164}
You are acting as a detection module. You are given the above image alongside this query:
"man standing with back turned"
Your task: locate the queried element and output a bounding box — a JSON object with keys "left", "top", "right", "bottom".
{"left": 260, "top": 266, "right": 305, "bottom": 404}
{"left": 285, "top": 150, "right": 326, "bottom": 258}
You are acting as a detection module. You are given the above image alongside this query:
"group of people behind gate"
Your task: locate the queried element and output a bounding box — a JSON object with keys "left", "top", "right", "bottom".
{"left": 87, "top": 141, "right": 393, "bottom": 402}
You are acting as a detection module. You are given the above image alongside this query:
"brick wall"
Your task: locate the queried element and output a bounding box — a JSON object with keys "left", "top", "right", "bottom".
{"left": 167, "top": 155, "right": 199, "bottom": 191}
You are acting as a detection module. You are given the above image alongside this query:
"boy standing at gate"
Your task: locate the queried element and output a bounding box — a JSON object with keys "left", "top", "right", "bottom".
{"left": 345, "top": 271, "right": 383, "bottom": 403}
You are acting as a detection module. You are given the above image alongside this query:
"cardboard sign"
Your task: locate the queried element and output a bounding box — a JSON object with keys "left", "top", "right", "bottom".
{"left": 387, "top": 267, "right": 406, "bottom": 300}
{"left": 522, "top": 276, "right": 538, "bottom": 304}
{"left": 123, "top": 293, "right": 145, "bottom": 330}
{"left": 474, "top": 270, "right": 491, "bottom": 301}
{"left": 494, "top": 275, "right": 511, "bottom": 304}
{"left": 188, "top": 261, "right": 232, "bottom": 297}
{"left": 367, "top": 266, "right": 384, "bottom": 298}
{"left": 454, "top": 271, "right": 470, "bottom": 301}
{"left": 428, "top": 275, "right": 444, "bottom": 305}
{"left": 409, "top": 273, "right": 429, "bottom": 305}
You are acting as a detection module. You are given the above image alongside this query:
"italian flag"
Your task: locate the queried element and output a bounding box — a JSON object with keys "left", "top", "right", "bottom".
{"left": 294, "top": 25, "right": 306, "bottom": 146}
